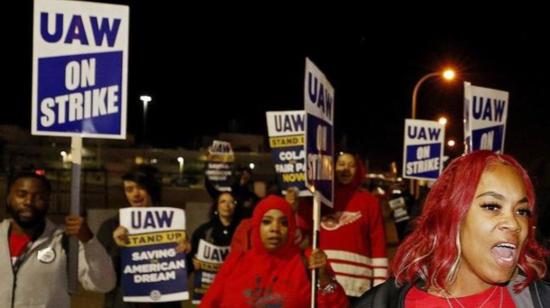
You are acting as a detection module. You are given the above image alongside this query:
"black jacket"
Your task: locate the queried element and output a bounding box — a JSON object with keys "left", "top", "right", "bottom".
{"left": 187, "top": 217, "right": 239, "bottom": 273}
{"left": 352, "top": 277, "right": 550, "bottom": 308}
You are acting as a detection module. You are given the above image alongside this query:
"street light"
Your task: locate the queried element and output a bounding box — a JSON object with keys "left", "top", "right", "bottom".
{"left": 411, "top": 68, "right": 456, "bottom": 119}
{"left": 60, "top": 151, "right": 67, "bottom": 164}
{"left": 447, "top": 139, "right": 456, "bottom": 147}
{"left": 177, "top": 157, "right": 184, "bottom": 178}
{"left": 140, "top": 95, "right": 152, "bottom": 145}
{"left": 410, "top": 68, "right": 456, "bottom": 197}
{"left": 438, "top": 116, "right": 448, "bottom": 126}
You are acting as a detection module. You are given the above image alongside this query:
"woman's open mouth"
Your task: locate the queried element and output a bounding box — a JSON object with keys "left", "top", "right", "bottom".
{"left": 490, "top": 242, "right": 517, "bottom": 268}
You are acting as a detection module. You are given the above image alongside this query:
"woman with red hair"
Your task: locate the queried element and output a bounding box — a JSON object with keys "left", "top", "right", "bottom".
{"left": 200, "top": 195, "right": 349, "bottom": 307}
{"left": 354, "top": 150, "right": 549, "bottom": 307}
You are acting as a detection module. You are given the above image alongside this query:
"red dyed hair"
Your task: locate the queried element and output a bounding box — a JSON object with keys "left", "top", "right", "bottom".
{"left": 392, "top": 150, "right": 547, "bottom": 291}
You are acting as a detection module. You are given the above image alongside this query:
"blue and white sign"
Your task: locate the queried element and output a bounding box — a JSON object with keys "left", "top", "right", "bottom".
{"left": 304, "top": 58, "right": 334, "bottom": 207}
{"left": 266, "top": 111, "right": 310, "bottom": 196}
{"left": 402, "top": 119, "right": 445, "bottom": 181}
{"left": 191, "top": 240, "right": 230, "bottom": 305}
{"left": 464, "top": 82, "right": 509, "bottom": 153}
{"left": 32, "top": 0, "right": 129, "bottom": 139}
{"left": 119, "top": 207, "right": 188, "bottom": 302}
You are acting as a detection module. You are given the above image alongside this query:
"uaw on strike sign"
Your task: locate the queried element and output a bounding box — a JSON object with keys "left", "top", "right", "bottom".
{"left": 304, "top": 58, "right": 334, "bottom": 207}
{"left": 33, "top": 0, "right": 128, "bottom": 138}
{"left": 464, "top": 82, "right": 509, "bottom": 153}
{"left": 119, "top": 207, "right": 189, "bottom": 302}
{"left": 402, "top": 119, "right": 445, "bottom": 181}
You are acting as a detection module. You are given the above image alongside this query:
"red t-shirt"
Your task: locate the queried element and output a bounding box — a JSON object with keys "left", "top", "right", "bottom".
{"left": 405, "top": 285, "right": 516, "bottom": 308}
{"left": 9, "top": 232, "right": 32, "bottom": 265}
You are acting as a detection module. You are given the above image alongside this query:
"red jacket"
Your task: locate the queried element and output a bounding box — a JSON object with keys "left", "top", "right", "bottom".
{"left": 201, "top": 195, "right": 348, "bottom": 307}
{"left": 320, "top": 189, "right": 388, "bottom": 297}
{"left": 297, "top": 156, "right": 388, "bottom": 297}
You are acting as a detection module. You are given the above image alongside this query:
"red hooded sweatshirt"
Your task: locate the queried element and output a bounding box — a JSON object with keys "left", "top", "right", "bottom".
{"left": 200, "top": 195, "right": 348, "bottom": 307}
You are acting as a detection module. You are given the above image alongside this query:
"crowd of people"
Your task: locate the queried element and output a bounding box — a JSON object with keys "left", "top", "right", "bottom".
{"left": 1, "top": 150, "right": 549, "bottom": 307}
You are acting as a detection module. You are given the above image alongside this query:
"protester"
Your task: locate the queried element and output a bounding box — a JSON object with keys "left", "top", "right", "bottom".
{"left": 353, "top": 150, "right": 550, "bottom": 307}
{"left": 298, "top": 152, "right": 388, "bottom": 302}
{"left": 0, "top": 171, "right": 116, "bottom": 308}
{"left": 230, "top": 186, "right": 310, "bottom": 254}
{"left": 188, "top": 191, "right": 241, "bottom": 302}
{"left": 97, "top": 165, "right": 189, "bottom": 308}
{"left": 200, "top": 195, "right": 349, "bottom": 307}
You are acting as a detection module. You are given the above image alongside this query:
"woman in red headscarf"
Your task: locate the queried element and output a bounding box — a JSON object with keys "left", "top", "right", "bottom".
{"left": 200, "top": 195, "right": 349, "bottom": 307}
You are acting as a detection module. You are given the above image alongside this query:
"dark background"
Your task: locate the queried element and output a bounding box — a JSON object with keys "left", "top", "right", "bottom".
{"left": 5, "top": 2, "right": 550, "bottom": 172}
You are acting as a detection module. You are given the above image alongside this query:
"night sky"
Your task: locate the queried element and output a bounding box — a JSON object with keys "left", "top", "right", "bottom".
{"left": 5, "top": 2, "right": 550, "bottom": 172}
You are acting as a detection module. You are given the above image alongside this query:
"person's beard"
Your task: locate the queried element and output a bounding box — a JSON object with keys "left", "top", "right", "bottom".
{"left": 6, "top": 203, "right": 47, "bottom": 230}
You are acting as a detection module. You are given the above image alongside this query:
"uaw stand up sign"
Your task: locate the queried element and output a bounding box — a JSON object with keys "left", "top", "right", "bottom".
{"left": 266, "top": 110, "right": 310, "bottom": 196}
{"left": 191, "top": 239, "right": 230, "bottom": 305}
{"left": 205, "top": 140, "right": 234, "bottom": 192}
{"left": 119, "top": 207, "right": 189, "bottom": 302}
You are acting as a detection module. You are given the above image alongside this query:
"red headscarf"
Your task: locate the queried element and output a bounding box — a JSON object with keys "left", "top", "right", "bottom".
{"left": 250, "top": 194, "right": 299, "bottom": 257}
{"left": 200, "top": 195, "right": 310, "bottom": 307}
